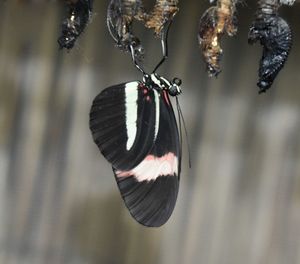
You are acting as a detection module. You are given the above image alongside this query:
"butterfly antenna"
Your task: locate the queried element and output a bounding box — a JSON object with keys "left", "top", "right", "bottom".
{"left": 176, "top": 97, "right": 192, "bottom": 168}
{"left": 176, "top": 97, "right": 183, "bottom": 179}
{"left": 130, "top": 44, "right": 146, "bottom": 75}
{"left": 152, "top": 20, "right": 172, "bottom": 73}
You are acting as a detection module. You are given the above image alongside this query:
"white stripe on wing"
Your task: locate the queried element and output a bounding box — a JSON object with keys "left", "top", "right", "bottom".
{"left": 125, "top": 82, "right": 139, "bottom": 150}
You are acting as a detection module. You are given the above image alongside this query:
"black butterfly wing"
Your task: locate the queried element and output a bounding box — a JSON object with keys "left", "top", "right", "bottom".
{"left": 89, "top": 81, "right": 158, "bottom": 171}
{"left": 114, "top": 90, "right": 180, "bottom": 227}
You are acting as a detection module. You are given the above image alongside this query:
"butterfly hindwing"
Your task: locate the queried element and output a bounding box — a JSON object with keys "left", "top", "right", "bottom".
{"left": 89, "top": 81, "right": 158, "bottom": 171}
{"left": 114, "top": 90, "right": 180, "bottom": 227}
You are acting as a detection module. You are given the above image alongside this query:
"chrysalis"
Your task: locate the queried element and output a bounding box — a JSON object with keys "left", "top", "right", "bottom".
{"left": 58, "top": 0, "right": 93, "bottom": 50}
{"left": 107, "top": 0, "right": 146, "bottom": 60}
{"left": 144, "top": 0, "right": 179, "bottom": 36}
{"left": 248, "top": 0, "right": 292, "bottom": 93}
{"left": 198, "top": 0, "right": 238, "bottom": 76}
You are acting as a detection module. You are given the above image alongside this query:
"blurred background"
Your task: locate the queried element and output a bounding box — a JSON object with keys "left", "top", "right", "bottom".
{"left": 1, "top": 0, "right": 300, "bottom": 263}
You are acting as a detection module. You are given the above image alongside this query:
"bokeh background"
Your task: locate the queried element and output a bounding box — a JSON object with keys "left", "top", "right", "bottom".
{"left": 1, "top": 1, "right": 300, "bottom": 263}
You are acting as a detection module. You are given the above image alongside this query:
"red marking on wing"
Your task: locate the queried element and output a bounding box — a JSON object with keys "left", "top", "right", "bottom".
{"left": 138, "top": 83, "right": 145, "bottom": 89}
{"left": 163, "top": 90, "right": 170, "bottom": 105}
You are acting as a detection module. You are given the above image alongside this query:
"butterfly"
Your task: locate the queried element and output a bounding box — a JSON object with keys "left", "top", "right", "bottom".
{"left": 89, "top": 72, "right": 183, "bottom": 227}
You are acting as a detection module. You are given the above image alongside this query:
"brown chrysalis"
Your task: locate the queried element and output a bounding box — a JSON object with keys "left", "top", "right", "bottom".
{"left": 198, "top": 0, "right": 238, "bottom": 76}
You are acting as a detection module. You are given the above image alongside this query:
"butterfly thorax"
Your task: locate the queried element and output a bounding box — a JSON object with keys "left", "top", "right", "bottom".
{"left": 142, "top": 73, "right": 182, "bottom": 97}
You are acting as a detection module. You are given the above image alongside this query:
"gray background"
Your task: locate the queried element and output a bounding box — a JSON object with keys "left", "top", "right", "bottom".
{"left": 1, "top": 1, "right": 300, "bottom": 263}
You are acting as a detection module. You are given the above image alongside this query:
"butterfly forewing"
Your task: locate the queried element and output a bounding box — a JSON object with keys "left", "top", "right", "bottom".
{"left": 89, "top": 81, "right": 158, "bottom": 171}
{"left": 114, "top": 90, "right": 180, "bottom": 227}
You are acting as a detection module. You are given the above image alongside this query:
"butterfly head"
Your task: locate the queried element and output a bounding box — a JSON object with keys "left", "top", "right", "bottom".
{"left": 142, "top": 73, "right": 182, "bottom": 97}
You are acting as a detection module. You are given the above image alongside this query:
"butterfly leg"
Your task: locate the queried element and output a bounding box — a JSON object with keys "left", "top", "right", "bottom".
{"left": 130, "top": 44, "right": 146, "bottom": 74}
{"left": 152, "top": 20, "right": 172, "bottom": 73}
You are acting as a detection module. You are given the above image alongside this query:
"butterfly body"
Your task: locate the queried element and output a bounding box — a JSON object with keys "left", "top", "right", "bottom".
{"left": 89, "top": 73, "right": 182, "bottom": 227}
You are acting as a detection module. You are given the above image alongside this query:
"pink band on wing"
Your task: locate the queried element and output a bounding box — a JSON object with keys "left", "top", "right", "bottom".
{"left": 116, "top": 152, "right": 178, "bottom": 182}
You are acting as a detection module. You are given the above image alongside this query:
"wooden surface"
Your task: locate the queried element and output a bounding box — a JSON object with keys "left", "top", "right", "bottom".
{"left": 1, "top": 1, "right": 300, "bottom": 263}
